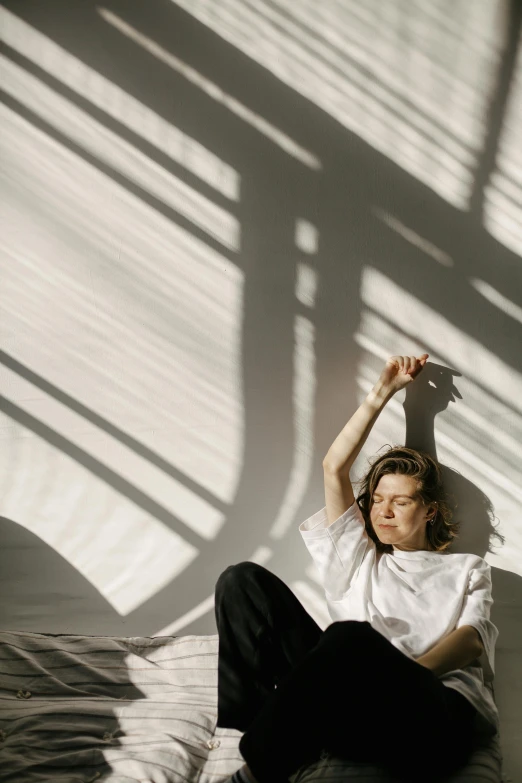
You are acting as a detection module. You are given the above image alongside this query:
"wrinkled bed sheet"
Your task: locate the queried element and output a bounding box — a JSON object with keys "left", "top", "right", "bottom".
{"left": 0, "top": 631, "right": 505, "bottom": 783}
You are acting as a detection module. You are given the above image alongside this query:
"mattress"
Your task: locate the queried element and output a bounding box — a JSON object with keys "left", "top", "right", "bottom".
{"left": 0, "top": 631, "right": 506, "bottom": 783}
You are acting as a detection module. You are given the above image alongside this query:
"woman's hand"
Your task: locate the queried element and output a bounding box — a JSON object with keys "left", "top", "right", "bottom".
{"left": 378, "top": 354, "right": 429, "bottom": 394}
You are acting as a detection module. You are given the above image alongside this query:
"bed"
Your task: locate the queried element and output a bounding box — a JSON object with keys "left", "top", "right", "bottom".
{"left": 0, "top": 630, "right": 506, "bottom": 783}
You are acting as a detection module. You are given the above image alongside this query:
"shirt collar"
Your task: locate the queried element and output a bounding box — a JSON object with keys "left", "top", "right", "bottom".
{"left": 390, "top": 548, "right": 437, "bottom": 560}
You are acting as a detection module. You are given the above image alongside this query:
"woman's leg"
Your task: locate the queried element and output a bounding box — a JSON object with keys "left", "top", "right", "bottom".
{"left": 214, "top": 562, "right": 323, "bottom": 732}
{"left": 238, "top": 620, "right": 479, "bottom": 783}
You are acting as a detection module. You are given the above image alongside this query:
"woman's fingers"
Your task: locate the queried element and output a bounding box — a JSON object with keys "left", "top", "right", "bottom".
{"left": 387, "top": 354, "right": 429, "bottom": 373}
{"left": 387, "top": 356, "right": 401, "bottom": 372}
{"left": 411, "top": 354, "right": 429, "bottom": 379}
{"left": 387, "top": 354, "right": 428, "bottom": 378}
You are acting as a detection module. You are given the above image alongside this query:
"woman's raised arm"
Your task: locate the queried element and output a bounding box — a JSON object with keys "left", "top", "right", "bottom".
{"left": 322, "top": 353, "right": 428, "bottom": 473}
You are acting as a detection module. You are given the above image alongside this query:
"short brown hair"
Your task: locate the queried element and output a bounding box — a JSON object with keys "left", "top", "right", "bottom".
{"left": 355, "top": 445, "right": 458, "bottom": 554}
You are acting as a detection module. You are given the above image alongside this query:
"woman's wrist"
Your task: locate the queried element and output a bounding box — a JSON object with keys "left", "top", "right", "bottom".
{"left": 367, "top": 380, "right": 396, "bottom": 408}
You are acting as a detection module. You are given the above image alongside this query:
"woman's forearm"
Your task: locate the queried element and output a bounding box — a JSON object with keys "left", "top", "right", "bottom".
{"left": 415, "top": 626, "right": 483, "bottom": 678}
{"left": 323, "top": 380, "right": 395, "bottom": 472}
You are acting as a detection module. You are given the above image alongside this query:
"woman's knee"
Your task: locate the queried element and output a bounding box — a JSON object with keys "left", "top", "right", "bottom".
{"left": 215, "top": 561, "right": 267, "bottom": 597}
{"left": 321, "top": 620, "right": 373, "bottom": 649}
{"left": 325, "top": 620, "right": 371, "bottom": 635}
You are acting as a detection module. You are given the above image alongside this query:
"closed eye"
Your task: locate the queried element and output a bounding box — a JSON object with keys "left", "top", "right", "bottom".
{"left": 373, "top": 499, "right": 408, "bottom": 506}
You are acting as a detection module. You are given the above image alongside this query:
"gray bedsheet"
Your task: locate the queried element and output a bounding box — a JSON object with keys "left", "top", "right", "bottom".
{"left": 0, "top": 631, "right": 505, "bottom": 782}
{"left": 0, "top": 631, "right": 244, "bottom": 782}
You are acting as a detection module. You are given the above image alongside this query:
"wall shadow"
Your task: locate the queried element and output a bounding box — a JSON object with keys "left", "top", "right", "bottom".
{"left": 1, "top": 3, "right": 521, "bottom": 774}
{"left": 1, "top": 0, "right": 520, "bottom": 629}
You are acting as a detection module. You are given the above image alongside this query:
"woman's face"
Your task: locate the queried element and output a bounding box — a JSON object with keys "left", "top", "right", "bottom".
{"left": 369, "top": 473, "right": 436, "bottom": 551}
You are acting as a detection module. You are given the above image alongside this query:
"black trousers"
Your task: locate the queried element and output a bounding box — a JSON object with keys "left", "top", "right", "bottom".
{"left": 214, "top": 562, "right": 479, "bottom": 783}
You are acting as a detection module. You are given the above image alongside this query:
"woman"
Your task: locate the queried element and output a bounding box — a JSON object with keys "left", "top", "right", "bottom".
{"left": 215, "top": 354, "right": 499, "bottom": 783}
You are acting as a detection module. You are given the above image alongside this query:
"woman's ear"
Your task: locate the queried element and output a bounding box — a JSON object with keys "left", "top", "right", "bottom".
{"left": 427, "top": 502, "right": 438, "bottom": 520}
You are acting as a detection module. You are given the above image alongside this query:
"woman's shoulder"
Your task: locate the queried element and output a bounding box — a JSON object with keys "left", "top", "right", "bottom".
{"left": 438, "top": 552, "right": 491, "bottom": 580}
{"left": 437, "top": 548, "right": 488, "bottom": 564}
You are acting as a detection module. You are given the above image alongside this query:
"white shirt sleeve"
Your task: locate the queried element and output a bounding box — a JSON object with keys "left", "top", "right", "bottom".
{"left": 299, "top": 500, "right": 373, "bottom": 600}
{"left": 456, "top": 559, "right": 498, "bottom": 683}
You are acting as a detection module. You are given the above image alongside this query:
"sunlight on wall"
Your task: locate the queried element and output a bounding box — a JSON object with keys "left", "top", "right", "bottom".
{"left": 154, "top": 544, "right": 273, "bottom": 635}
{"left": 360, "top": 267, "right": 522, "bottom": 416}
{"left": 483, "top": 31, "right": 522, "bottom": 255}
{"left": 470, "top": 278, "right": 522, "bottom": 326}
{"left": 0, "top": 7, "right": 240, "bottom": 201}
{"left": 98, "top": 7, "right": 322, "bottom": 171}
{"left": 0, "top": 408, "right": 199, "bottom": 617}
{"left": 0, "top": 363, "right": 228, "bottom": 545}
{"left": 1, "top": 55, "right": 240, "bottom": 251}
{"left": 269, "top": 218, "right": 319, "bottom": 540}
{"left": 269, "top": 315, "right": 317, "bottom": 541}
{"left": 169, "top": 0, "right": 504, "bottom": 210}
{"left": 372, "top": 208, "right": 454, "bottom": 267}
{"left": 0, "top": 100, "right": 245, "bottom": 614}
{"left": 295, "top": 218, "right": 319, "bottom": 255}
{"left": 1, "top": 1, "right": 520, "bottom": 639}
{"left": 356, "top": 265, "right": 522, "bottom": 574}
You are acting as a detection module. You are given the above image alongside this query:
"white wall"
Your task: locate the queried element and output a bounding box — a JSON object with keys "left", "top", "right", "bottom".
{"left": 0, "top": 1, "right": 521, "bottom": 778}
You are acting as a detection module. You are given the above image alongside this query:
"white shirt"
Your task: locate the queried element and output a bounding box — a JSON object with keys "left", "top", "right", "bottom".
{"left": 299, "top": 500, "right": 500, "bottom": 737}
